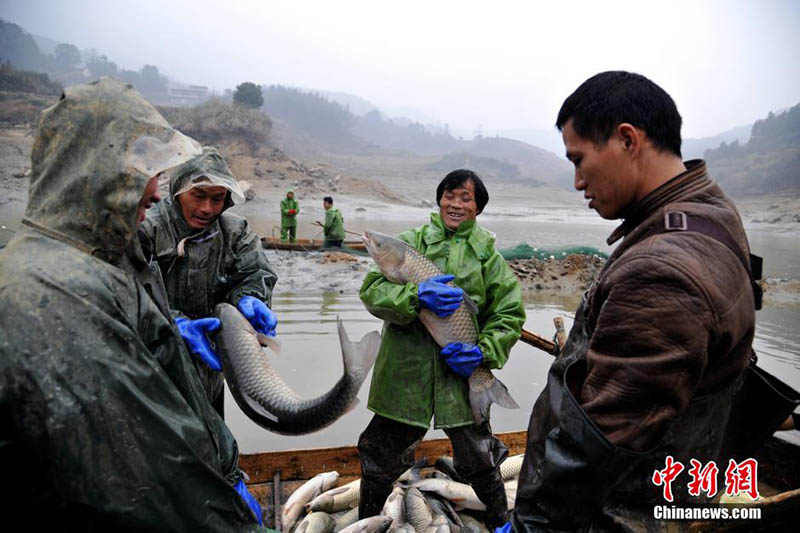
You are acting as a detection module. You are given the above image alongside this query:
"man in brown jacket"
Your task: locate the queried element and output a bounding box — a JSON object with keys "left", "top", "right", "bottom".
{"left": 510, "top": 71, "right": 758, "bottom": 531}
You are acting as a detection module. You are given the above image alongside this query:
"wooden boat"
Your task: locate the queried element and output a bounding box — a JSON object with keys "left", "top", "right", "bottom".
{"left": 241, "top": 430, "right": 800, "bottom": 531}
{"left": 261, "top": 236, "right": 367, "bottom": 252}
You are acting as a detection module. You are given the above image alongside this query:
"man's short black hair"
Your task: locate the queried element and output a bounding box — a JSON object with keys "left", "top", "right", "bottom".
{"left": 323, "top": 196, "right": 333, "bottom": 204}
{"left": 436, "top": 169, "right": 489, "bottom": 214}
{"left": 556, "top": 71, "right": 682, "bottom": 157}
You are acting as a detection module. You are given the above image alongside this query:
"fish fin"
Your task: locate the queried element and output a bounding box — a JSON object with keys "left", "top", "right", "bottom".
{"left": 409, "top": 457, "right": 426, "bottom": 482}
{"left": 439, "top": 498, "right": 463, "bottom": 527}
{"left": 433, "top": 456, "right": 463, "bottom": 483}
{"left": 257, "top": 333, "right": 281, "bottom": 355}
{"left": 462, "top": 293, "right": 479, "bottom": 315}
{"left": 469, "top": 375, "right": 519, "bottom": 424}
{"left": 243, "top": 393, "right": 280, "bottom": 423}
{"left": 337, "top": 317, "right": 381, "bottom": 381}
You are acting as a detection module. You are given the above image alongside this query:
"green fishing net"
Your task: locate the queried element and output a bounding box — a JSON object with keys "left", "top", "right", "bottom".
{"left": 499, "top": 242, "right": 608, "bottom": 261}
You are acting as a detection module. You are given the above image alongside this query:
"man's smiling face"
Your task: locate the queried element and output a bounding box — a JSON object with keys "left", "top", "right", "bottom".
{"left": 439, "top": 179, "right": 478, "bottom": 230}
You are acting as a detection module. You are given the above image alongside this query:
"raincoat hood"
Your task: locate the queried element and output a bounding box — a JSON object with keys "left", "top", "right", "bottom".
{"left": 24, "top": 77, "right": 201, "bottom": 262}
{"left": 169, "top": 146, "right": 245, "bottom": 208}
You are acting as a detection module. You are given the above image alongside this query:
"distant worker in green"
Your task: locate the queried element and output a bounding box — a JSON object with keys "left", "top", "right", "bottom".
{"left": 280, "top": 190, "right": 299, "bottom": 243}
{"left": 321, "top": 196, "right": 345, "bottom": 248}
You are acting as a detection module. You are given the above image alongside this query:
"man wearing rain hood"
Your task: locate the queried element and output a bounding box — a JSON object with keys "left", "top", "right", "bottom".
{"left": 280, "top": 189, "right": 299, "bottom": 243}
{"left": 0, "top": 78, "right": 266, "bottom": 529}
{"left": 139, "top": 146, "right": 278, "bottom": 416}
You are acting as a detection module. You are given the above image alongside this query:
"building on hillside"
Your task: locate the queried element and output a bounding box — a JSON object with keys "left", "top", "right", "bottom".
{"left": 166, "top": 83, "right": 209, "bottom": 106}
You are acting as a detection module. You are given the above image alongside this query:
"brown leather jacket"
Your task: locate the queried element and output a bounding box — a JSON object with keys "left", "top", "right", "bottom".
{"left": 583, "top": 159, "right": 754, "bottom": 451}
{"left": 512, "top": 160, "right": 756, "bottom": 531}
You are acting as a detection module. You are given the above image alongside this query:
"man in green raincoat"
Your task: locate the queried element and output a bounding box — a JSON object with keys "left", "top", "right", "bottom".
{"left": 139, "top": 147, "right": 278, "bottom": 417}
{"left": 357, "top": 169, "right": 526, "bottom": 527}
{"left": 321, "top": 195, "right": 345, "bottom": 248}
{"left": 280, "top": 190, "right": 299, "bottom": 242}
{"left": 0, "top": 78, "right": 267, "bottom": 530}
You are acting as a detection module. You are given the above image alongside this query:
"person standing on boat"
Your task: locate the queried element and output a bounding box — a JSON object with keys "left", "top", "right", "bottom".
{"left": 320, "top": 196, "right": 344, "bottom": 248}
{"left": 509, "top": 72, "right": 759, "bottom": 531}
{"left": 138, "top": 146, "right": 278, "bottom": 417}
{"left": 357, "top": 169, "right": 526, "bottom": 528}
{"left": 0, "top": 78, "right": 266, "bottom": 530}
{"left": 280, "top": 189, "right": 299, "bottom": 243}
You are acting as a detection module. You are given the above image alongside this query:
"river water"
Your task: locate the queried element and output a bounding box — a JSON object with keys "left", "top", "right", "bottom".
{"left": 224, "top": 206, "right": 800, "bottom": 454}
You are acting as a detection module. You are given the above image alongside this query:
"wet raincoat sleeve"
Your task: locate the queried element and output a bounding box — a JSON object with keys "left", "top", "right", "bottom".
{"left": 360, "top": 268, "right": 419, "bottom": 325}
{"left": 225, "top": 217, "right": 278, "bottom": 307}
{"left": 359, "top": 231, "right": 420, "bottom": 325}
{"left": 476, "top": 251, "right": 525, "bottom": 370}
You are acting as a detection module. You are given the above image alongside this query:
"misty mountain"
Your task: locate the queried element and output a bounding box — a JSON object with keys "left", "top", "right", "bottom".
{"left": 450, "top": 136, "right": 572, "bottom": 186}
{"left": 682, "top": 124, "right": 752, "bottom": 160}
{"left": 705, "top": 104, "right": 800, "bottom": 195}
{"left": 485, "top": 127, "right": 565, "bottom": 157}
{"left": 317, "top": 89, "right": 379, "bottom": 116}
{"left": 0, "top": 18, "right": 177, "bottom": 102}
{"left": 381, "top": 105, "right": 443, "bottom": 129}
{"left": 319, "top": 89, "right": 450, "bottom": 135}
{"left": 31, "top": 32, "right": 59, "bottom": 55}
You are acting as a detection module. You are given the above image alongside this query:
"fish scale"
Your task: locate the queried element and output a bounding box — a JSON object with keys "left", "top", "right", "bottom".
{"left": 362, "top": 230, "right": 520, "bottom": 423}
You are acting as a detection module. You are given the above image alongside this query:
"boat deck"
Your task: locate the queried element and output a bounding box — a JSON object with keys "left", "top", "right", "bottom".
{"left": 241, "top": 430, "right": 800, "bottom": 531}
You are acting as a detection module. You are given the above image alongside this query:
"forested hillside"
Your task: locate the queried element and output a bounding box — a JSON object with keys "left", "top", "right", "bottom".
{"left": 706, "top": 104, "right": 800, "bottom": 195}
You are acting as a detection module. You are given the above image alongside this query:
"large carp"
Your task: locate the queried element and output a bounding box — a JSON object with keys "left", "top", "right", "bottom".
{"left": 361, "top": 230, "right": 519, "bottom": 424}
{"left": 214, "top": 303, "right": 381, "bottom": 435}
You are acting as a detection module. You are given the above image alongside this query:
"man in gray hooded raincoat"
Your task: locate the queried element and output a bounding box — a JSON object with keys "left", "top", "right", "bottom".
{"left": 0, "top": 78, "right": 267, "bottom": 530}
{"left": 138, "top": 146, "right": 278, "bottom": 416}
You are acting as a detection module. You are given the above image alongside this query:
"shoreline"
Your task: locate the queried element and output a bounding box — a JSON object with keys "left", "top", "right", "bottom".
{"left": 265, "top": 249, "right": 800, "bottom": 309}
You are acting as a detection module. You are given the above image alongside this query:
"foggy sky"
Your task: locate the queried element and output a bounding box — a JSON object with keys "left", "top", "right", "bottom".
{"left": 3, "top": 0, "right": 799, "bottom": 139}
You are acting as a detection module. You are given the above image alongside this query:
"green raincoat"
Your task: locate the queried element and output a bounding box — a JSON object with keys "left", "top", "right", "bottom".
{"left": 360, "top": 213, "right": 526, "bottom": 428}
{"left": 280, "top": 192, "right": 299, "bottom": 228}
{"left": 0, "top": 78, "right": 263, "bottom": 530}
{"left": 323, "top": 206, "right": 345, "bottom": 242}
{"left": 138, "top": 147, "right": 278, "bottom": 402}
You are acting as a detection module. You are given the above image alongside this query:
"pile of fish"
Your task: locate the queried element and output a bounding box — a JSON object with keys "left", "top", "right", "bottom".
{"left": 282, "top": 454, "right": 525, "bottom": 533}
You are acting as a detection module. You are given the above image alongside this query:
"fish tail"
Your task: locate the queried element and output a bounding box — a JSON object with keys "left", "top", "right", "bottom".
{"left": 338, "top": 318, "right": 381, "bottom": 381}
{"left": 469, "top": 376, "right": 520, "bottom": 423}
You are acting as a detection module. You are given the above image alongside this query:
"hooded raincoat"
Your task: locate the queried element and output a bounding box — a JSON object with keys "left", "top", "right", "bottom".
{"left": 0, "top": 78, "right": 263, "bottom": 530}
{"left": 359, "top": 213, "right": 526, "bottom": 428}
{"left": 138, "top": 147, "right": 278, "bottom": 403}
{"left": 323, "top": 206, "right": 345, "bottom": 243}
{"left": 280, "top": 192, "right": 299, "bottom": 228}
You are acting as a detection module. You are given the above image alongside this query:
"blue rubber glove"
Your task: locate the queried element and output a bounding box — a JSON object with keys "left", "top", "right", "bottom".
{"left": 418, "top": 274, "right": 463, "bottom": 318}
{"left": 494, "top": 522, "right": 512, "bottom": 533}
{"left": 234, "top": 479, "right": 264, "bottom": 526}
{"left": 441, "top": 342, "right": 483, "bottom": 378}
{"left": 237, "top": 295, "right": 277, "bottom": 337}
{"left": 175, "top": 317, "right": 222, "bottom": 371}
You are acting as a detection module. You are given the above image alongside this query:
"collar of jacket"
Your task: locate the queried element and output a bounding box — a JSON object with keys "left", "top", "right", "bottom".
{"left": 606, "top": 159, "right": 711, "bottom": 245}
{"left": 423, "top": 213, "right": 496, "bottom": 259}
